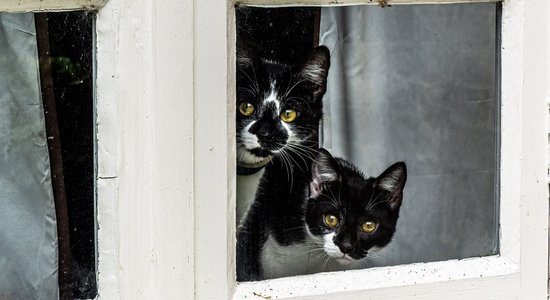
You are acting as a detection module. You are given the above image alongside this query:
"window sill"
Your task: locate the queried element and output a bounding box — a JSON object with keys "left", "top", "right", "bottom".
{"left": 234, "top": 255, "right": 519, "bottom": 299}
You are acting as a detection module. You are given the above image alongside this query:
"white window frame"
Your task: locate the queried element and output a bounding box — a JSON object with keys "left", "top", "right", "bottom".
{"left": 2, "top": 0, "right": 547, "bottom": 299}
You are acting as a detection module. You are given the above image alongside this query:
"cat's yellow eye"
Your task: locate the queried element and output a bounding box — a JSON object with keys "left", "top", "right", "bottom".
{"left": 280, "top": 109, "right": 297, "bottom": 123}
{"left": 361, "top": 221, "right": 378, "bottom": 233}
{"left": 324, "top": 214, "right": 339, "bottom": 228}
{"left": 239, "top": 102, "right": 255, "bottom": 117}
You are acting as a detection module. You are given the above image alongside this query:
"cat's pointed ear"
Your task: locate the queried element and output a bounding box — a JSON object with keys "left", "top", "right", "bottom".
{"left": 310, "top": 148, "right": 341, "bottom": 198}
{"left": 374, "top": 162, "right": 407, "bottom": 210}
{"left": 300, "top": 46, "right": 331, "bottom": 99}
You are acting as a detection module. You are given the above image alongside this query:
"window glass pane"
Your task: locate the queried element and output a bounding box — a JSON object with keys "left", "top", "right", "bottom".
{"left": 44, "top": 11, "right": 95, "bottom": 298}
{"left": 236, "top": 3, "right": 499, "bottom": 282}
{"left": 0, "top": 11, "right": 95, "bottom": 299}
{"left": 320, "top": 3, "right": 498, "bottom": 266}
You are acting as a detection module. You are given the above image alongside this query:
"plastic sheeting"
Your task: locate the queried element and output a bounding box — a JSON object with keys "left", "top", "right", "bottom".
{"left": 320, "top": 4, "right": 498, "bottom": 266}
{"left": 0, "top": 13, "right": 59, "bottom": 299}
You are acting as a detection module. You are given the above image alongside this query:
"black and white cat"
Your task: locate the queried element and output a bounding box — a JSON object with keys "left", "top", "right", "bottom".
{"left": 237, "top": 148, "right": 407, "bottom": 281}
{"left": 236, "top": 46, "right": 331, "bottom": 224}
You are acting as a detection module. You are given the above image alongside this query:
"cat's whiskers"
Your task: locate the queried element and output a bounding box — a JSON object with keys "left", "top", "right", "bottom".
{"left": 284, "top": 95, "right": 307, "bottom": 103}
{"left": 282, "top": 144, "right": 312, "bottom": 172}
{"left": 283, "top": 71, "right": 295, "bottom": 100}
{"left": 318, "top": 191, "right": 340, "bottom": 210}
{"left": 282, "top": 247, "right": 325, "bottom": 259}
{"left": 308, "top": 251, "right": 329, "bottom": 268}
{"left": 236, "top": 86, "right": 258, "bottom": 97}
{"left": 322, "top": 255, "right": 332, "bottom": 272}
{"left": 285, "top": 143, "right": 316, "bottom": 161}
{"left": 279, "top": 147, "right": 307, "bottom": 174}
{"left": 363, "top": 187, "right": 388, "bottom": 212}
{"left": 281, "top": 224, "right": 307, "bottom": 232}
{"left": 358, "top": 257, "right": 372, "bottom": 268}
{"left": 293, "top": 127, "right": 318, "bottom": 139}
{"left": 277, "top": 148, "right": 294, "bottom": 192}
{"left": 327, "top": 185, "right": 342, "bottom": 207}
{"left": 368, "top": 252, "right": 384, "bottom": 264}
{"left": 285, "top": 148, "right": 312, "bottom": 168}
{"left": 285, "top": 141, "right": 317, "bottom": 159}
{"left": 282, "top": 77, "right": 308, "bottom": 99}
{"left": 284, "top": 154, "right": 295, "bottom": 193}
{"left": 365, "top": 192, "right": 387, "bottom": 211}
{"left": 287, "top": 137, "right": 317, "bottom": 147}
{"left": 292, "top": 246, "right": 325, "bottom": 256}
{"left": 366, "top": 199, "right": 386, "bottom": 212}
{"left": 237, "top": 68, "right": 259, "bottom": 95}
{"left": 295, "top": 123, "right": 318, "bottom": 130}
{"left": 285, "top": 95, "right": 314, "bottom": 114}
{"left": 249, "top": 60, "right": 260, "bottom": 94}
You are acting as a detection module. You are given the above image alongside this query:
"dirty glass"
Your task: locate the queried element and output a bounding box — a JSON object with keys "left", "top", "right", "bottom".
{"left": 235, "top": 3, "right": 499, "bottom": 282}
{"left": 45, "top": 12, "right": 96, "bottom": 298}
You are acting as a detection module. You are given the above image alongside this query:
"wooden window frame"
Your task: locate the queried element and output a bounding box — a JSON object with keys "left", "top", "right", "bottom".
{"left": 2, "top": 0, "right": 547, "bottom": 298}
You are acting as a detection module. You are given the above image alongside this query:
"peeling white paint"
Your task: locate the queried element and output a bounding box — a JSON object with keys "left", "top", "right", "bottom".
{"left": 96, "top": 0, "right": 195, "bottom": 298}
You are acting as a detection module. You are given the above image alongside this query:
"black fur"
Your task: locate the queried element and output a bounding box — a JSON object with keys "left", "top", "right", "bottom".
{"left": 236, "top": 46, "right": 330, "bottom": 281}
{"left": 237, "top": 148, "right": 407, "bottom": 281}
{"left": 306, "top": 149, "right": 407, "bottom": 261}
{"left": 237, "top": 158, "right": 312, "bottom": 281}
{"left": 235, "top": 45, "right": 330, "bottom": 169}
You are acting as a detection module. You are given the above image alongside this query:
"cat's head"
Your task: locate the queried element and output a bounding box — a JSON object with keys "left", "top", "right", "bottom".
{"left": 236, "top": 46, "right": 330, "bottom": 168}
{"left": 305, "top": 149, "right": 407, "bottom": 264}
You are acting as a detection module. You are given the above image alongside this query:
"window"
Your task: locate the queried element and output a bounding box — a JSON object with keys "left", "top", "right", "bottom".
{"left": 235, "top": 3, "right": 501, "bottom": 282}
{"left": 226, "top": 0, "right": 547, "bottom": 298}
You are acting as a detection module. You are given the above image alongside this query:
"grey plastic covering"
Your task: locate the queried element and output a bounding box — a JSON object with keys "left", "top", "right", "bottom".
{"left": 0, "top": 13, "right": 59, "bottom": 299}
{"left": 320, "top": 4, "right": 498, "bottom": 266}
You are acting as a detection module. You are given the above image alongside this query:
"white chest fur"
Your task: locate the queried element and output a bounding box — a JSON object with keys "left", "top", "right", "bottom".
{"left": 236, "top": 169, "right": 265, "bottom": 225}
{"left": 260, "top": 233, "right": 372, "bottom": 280}
{"left": 260, "top": 234, "right": 326, "bottom": 279}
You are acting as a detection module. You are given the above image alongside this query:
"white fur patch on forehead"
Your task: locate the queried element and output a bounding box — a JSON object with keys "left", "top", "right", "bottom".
{"left": 263, "top": 80, "right": 281, "bottom": 111}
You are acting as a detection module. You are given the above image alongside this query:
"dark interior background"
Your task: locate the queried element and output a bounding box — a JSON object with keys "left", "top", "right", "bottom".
{"left": 45, "top": 11, "right": 95, "bottom": 298}
{"left": 236, "top": 6, "right": 319, "bottom": 64}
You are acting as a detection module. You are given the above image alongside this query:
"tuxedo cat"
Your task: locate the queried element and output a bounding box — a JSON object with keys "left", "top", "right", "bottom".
{"left": 236, "top": 46, "right": 331, "bottom": 225}
{"left": 237, "top": 148, "right": 407, "bottom": 281}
